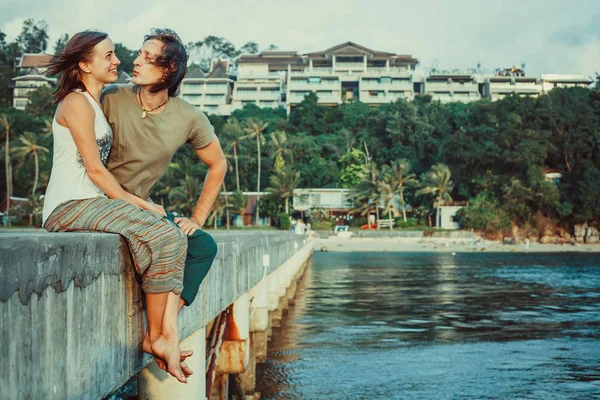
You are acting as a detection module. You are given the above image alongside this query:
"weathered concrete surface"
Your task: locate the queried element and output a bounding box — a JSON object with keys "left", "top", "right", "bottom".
{"left": 0, "top": 231, "right": 310, "bottom": 400}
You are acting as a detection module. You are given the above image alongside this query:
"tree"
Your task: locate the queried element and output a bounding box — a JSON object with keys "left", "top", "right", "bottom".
{"left": 221, "top": 118, "right": 244, "bottom": 191}
{"left": 186, "top": 36, "right": 239, "bottom": 72}
{"left": 1, "top": 115, "right": 12, "bottom": 225}
{"left": 339, "top": 148, "right": 367, "bottom": 188}
{"left": 208, "top": 191, "right": 232, "bottom": 229}
{"left": 12, "top": 131, "right": 49, "bottom": 195}
{"left": 242, "top": 118, "right": 268, "bottom": 225}
{"left": 230, "top": 190, "right": 248, "bottom": 228}
{"left": 169, "top": 175, "right": 203, "bottom": 215}
{"left": 16, "top": 19, "right": 49, "bottom": 53}
{"left": 114, "top": 43, "right": 137, "bottom": 75}
{"left": 350, "top": 163, "right": 384, "bottom": 229}
{"left": 26, "top": 86, "right": 54, "bottom": 118}
{"left": 266, "top": 166, "right": 302, "bottom": 214}
{"left": 53, "top": 33, "right": 69, "bottom": 55}
{"left": 417, "top": 163, "right": 454, "bottom": 228}
{"left": 239, "top": 42, "right": 259, "bottom": 55}
{"left": 384, "top": 159, "right": 417, "bottom": 223}
{"left": 270, "top": 130, "right": 291, "bottom": 169}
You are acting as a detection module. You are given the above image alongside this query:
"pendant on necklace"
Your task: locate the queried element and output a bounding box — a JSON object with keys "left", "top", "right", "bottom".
{"left": 142, "top": 110, "right": 147, "bottom": 119}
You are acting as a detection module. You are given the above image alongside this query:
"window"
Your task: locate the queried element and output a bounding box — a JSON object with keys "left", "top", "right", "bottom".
{"left": 307, "top": 77, "right": 322, "bottom": 84}
{"left": 379, "top": 77, "right": 392, "bottom": 84}
{"left": 184, "top": 95, "right": 202, "bottom": 103}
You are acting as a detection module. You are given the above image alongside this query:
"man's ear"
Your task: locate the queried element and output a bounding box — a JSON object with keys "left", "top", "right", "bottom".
{"left": 78, "top": 61, "right": 91, "bottom": 74}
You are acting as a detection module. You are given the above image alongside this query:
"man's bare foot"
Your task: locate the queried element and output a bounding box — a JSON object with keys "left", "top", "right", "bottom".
{"left": 151, "top": 335, "right": 187, "bottom": 383}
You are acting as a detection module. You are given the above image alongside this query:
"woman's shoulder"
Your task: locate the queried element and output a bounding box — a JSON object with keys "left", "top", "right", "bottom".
{"left": 60, "top": 91, "right": 93, "bottom": 112}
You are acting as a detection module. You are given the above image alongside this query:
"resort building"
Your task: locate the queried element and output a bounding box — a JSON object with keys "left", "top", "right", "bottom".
{"left": 483, "top": 67, "right": 542, "bottom": 101}
{"left": 287, "top": 42, "right": 418, "bottom": 112}
{"left": 422, "top": 70, "right": 483, "bottom": 103}
{"left": 541, "top": 74, "right": 594, "bottom": 93}
{"left": 11, "top": 53, "right": 55, "bottom": 111}
{"left": 232, "top": 51, "right": 296, "bottom": 112}
{"left": 171, "top": 45, "right": 596, "bottom": 116}
{"left": 293, "top": 188, "right": 353, "bottom": 214}
{"left": 179, "top": 60, "right": 234, "bottom": 116}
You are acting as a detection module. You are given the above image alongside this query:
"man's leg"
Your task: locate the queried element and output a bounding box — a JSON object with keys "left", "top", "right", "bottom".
{"left": 163, "top": 212, "right": 218, "bottom": 308}
{"left": 180, "top": 229, "right": 218, "bottom": 306}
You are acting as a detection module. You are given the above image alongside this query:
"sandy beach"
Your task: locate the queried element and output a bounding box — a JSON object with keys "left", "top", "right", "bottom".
{"left": 313, "top": 236, "right": 600, "bottom": 253}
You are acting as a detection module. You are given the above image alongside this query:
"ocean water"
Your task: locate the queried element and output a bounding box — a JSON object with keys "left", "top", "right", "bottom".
{"left": 256, "top": 252, "right": 600, "bottom": 400}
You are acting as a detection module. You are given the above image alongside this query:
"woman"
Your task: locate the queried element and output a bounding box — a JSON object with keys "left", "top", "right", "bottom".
{"left": 42, "top": 31, "right": 190, "bottom": 383}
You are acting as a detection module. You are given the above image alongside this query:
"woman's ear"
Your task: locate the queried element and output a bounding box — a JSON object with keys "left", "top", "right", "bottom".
{"left": 78, "top": 61, "right": 91, "bottom": 74}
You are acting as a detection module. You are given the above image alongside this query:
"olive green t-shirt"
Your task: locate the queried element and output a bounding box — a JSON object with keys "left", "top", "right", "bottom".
{"left": 101, "top": 84, "right": 215, "bottom": 200}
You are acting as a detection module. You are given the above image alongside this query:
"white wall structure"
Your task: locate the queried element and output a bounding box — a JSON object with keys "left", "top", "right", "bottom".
{"left": 439, "top": 206, "right": 463, "bottom": 230}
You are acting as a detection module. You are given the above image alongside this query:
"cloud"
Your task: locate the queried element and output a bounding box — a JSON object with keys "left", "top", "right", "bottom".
{"left": 1, "top": 0, "right": 598, "bottom": 77}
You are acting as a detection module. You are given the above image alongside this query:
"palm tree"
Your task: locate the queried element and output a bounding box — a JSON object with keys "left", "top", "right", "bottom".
{"left": 13, "top": 131, "right": 49, "bottom": 195}
{"left": 242, "top": 118, "right": 268, "bottom": 226}
{"left": 169, "top": 175, "right": 203, "bottom": 216}
{"left": 266, "top": 166, "right": 302, "bottom": 215}
{"left": 1, "top": 115, "right": 12, "bottom": 225}
{"left": 377, "top": 173, "right": 394, "bottom": 230}
{"left": 270, "top": 130, "right": 292, "bottom": 169}
{"left": 417, "top": 163, "right": 454, "bottom": 228}
{"left": 222, "top": 182, "right": 230, "bottom": 231}
{"left": 230, "top": 190, "right": 248, "bottom": 228}
{"left": 384, "top": 159, "right": 417, "bottom": 223}
{"left": 222, "top": 118, "right": 244, "bottom": 191}
{"left": 209, "top": 192, "right": 232, "bottom": 230}
{"left": 350, "top": 163, "right": 383, "bottom": 230}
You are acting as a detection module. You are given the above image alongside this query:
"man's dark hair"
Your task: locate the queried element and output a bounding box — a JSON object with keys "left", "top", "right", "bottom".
{"left": 144, "top": 28, "right": 188, "bottom": 97}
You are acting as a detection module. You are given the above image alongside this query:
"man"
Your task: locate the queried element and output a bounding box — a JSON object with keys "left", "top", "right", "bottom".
{"left": 101, "top": 29, "right": 227, "bottom": 370}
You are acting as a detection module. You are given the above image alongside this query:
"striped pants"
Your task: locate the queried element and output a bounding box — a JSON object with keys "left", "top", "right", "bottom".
{"left": 44, "top": 197, "right": 187, "bottom": 295}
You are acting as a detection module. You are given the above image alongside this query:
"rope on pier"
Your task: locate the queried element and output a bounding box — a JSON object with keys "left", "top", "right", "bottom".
{"left": 205, "top": 307, "right": 229, "bottom": 397}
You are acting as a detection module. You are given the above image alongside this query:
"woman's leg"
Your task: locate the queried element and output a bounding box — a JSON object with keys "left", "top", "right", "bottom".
{"left": 45, "top": 197, "right": 189, "bottom": 381}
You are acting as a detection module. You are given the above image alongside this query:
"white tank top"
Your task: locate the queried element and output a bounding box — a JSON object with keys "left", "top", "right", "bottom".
{"left": 42, "top": 90, "right": 113, "bottom": 224}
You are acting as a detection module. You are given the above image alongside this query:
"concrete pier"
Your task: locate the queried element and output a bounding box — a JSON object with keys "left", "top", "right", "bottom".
{"left": 0, "top": 231, "right": 312, "bottom": 400}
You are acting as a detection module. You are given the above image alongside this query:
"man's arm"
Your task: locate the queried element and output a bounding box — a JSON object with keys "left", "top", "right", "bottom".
{"left": 174, "top": 137, "right": 227, "bottom": 234}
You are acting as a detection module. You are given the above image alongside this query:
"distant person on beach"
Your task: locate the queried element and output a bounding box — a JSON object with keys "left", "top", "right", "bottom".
{"left": 100, "top": 28, "right": 226, "bottom": 371}
{"left": 42, "top": 31, "right": 191, "bottom": 383}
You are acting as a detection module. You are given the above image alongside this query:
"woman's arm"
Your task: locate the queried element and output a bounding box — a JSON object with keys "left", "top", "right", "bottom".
{"left": 59, "top": 93, "right": 165, "bottom": 215}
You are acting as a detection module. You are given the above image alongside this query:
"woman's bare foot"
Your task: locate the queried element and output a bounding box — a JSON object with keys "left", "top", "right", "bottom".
{"left": 143, "top": 332, "right": 193, "bottom": 373}
{"left": 181, "top": 361, "right": 193, "bottom": 377}
{"left": 151, "top": 335, "right": 187, "bottom": 383}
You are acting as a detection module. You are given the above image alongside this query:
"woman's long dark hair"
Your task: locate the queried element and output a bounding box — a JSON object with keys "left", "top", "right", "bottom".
{"left": 44, "top": 30, "right": 108, "bottom": 103}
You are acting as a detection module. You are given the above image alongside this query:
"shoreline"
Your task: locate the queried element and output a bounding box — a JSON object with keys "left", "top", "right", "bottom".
{"left": 313, "top": 236, "right": 600, "bottom": 253}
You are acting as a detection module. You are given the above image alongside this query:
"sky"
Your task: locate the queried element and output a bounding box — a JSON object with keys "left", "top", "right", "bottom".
{"left": 1, "top": 0, "right": 599, "bottom": 78}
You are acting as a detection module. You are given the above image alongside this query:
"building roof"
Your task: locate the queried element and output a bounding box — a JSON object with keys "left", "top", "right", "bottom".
{"left": 305, "top": 41, "right": 394, "bottom": 58}
{"left": 303, "top": 41, "right": 418, "bottom": 66}
{"left": 17, "top": 53, "right": 53, "bottom": 69}
{"left": 541, "top": 74, "right": 593, "bottom": 84}
{"left": 238, "top": 51, "right": 303, "bottom": 65}
{"left": 12, "top": 67, "right": 56, "bottom": 83}
{"left": 427, "top": 74, "right": 474, "bottom": 81}
{"left": 185, "top": 65, "right": 206, "bottom": 79}
{"left": 207, "top": 60, "right": 229, "bottom": 79}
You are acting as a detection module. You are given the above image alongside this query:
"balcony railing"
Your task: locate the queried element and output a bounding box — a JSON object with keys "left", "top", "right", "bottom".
{"left": 335, "top": 62, "right": 365, "bottom": 71}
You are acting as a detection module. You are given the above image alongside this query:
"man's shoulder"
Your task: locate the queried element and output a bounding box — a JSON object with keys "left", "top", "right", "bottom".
{"left": 171, "top": 96, "right": 208, "bottom": 120}
{"left": 101, "top": 84, "right": 135, "bottom": 102}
